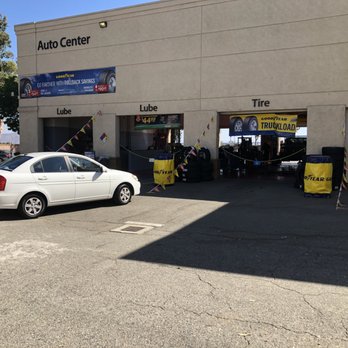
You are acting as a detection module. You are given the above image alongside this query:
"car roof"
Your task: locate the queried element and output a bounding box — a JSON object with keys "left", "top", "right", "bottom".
{"left": 25, "top": 152, "right": 81, "bottom": 158}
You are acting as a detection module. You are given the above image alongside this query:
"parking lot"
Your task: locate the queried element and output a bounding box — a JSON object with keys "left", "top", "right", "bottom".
{"left": 0, "top": 176, "right": 348, "bottom": 347}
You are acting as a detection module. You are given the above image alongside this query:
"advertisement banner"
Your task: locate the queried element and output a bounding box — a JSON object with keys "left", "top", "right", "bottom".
{"left": 229, "top": 114, "right": 298, "bottom": 137}
{"left": 135, "top": 114, "right": 181, "bottom": 129}
{"left": 20, "top": 67, "right": 116, "bottom": 98}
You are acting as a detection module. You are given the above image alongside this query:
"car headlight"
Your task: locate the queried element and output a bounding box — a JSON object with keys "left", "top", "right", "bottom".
{"left": 132, "top": 174, "right": 139, "bottom": 181}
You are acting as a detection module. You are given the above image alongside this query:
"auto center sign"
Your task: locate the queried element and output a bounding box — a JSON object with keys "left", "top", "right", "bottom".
{"left": 37, "top": 36, "right": 91, "bottom": 50}
{"left": 19, "top": 67, "right": 116, "bottom": 98}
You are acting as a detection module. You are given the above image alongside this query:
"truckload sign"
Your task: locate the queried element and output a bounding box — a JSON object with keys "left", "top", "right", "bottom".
{"left": 229, "top": 114, "right": 298, "bottom": 137}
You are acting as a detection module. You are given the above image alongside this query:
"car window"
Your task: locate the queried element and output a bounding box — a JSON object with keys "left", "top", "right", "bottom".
{"left": 0, "top": 155, "right": 32, "bottom": 171}
{"left": 0, "top": 150, "right": 10, "bottom": 158}
{"left": 68, "top": 156, "right": 101, "bottom": 172}
{"left": 32, "top": 161, "right": 44, "bottom": 173}
{"left": 32, "top": 157, "right": 69, "bottom": 173}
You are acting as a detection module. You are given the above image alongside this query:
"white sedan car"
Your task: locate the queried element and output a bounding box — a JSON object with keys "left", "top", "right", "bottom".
{"left": 0, "top": 152, "right": 141, "bottom": 218}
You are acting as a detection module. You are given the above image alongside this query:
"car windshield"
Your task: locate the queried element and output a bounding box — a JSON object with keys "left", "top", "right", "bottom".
{"left": 0, "top": 155, "right": 32, "bottom": 171}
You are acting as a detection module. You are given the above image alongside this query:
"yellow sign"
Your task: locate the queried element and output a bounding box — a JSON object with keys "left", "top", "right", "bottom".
{"left": 153, "top": 159, "right": 175, "bottom": 186}
{"left": 304, "top": 163, "right": 333, "bottom": 194}
{"left": 229, "top": 114, "right": 298, "bottom": 136}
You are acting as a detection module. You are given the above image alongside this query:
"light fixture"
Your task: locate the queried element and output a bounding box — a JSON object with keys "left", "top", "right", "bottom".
{"left": 99, "top": 21, "right": 107, "bottom": 29}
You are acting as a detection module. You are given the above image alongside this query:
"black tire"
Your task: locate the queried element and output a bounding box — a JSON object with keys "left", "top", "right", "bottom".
{"left": 113, "top": 184, "right": 132, "bottom": 205}
{"left": 99, "top": 70, "right": 116, "bottom": 92}
{"left": 183, "top": 147, "right": 198, "bottom": 161}
{"left": 243, "top": 116, "right": 258, "bottom": 131}
{"left": 230, "top": 117, "right": 243, "bottom": 133}
{"left": 182, "top": 161, "right": 201, "bottom": 182}
{"left": 198, "top": 148, "right": 211, "bottom": 161}
{"left": 200, "top": 160, "right": 213, "bottom": 171}
{"left": 18, "top": 193, "right": 46, "bottom": 219}
{"left": 200, "top": 161, "right": 214, "bottom": 181}
{"left": 20, "top": 78, "right": 32, "bottom": 97}
{"left": 322, "top": 147, "right": 345, "bottom": 190}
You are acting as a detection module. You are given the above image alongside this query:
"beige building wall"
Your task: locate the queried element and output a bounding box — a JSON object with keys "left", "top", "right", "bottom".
{"left": 307, "top": 105, "right": 346, "bottom": 154}
{"left": 18, "top": 106, "right": 43, "bottom": 152}
{"left": 16, "top": 0, "right": 348, "bottom": 164}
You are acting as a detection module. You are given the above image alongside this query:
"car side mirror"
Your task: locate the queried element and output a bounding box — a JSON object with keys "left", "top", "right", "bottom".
{"left": 97, "top": 166, "right": 107, "bottom": 173}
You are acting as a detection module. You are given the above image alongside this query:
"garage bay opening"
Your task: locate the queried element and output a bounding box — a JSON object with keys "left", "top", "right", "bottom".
{"left": 218, "top": 112, "right": 307, "bottom": 182}
{"left": 119, "top": 114, "right": 184, "bottom": 175}
{"left": 43, "top": 117, "right": 93, "bottom": 155}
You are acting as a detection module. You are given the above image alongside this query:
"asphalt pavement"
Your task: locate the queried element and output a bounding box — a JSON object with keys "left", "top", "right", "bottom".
{"left": 0, "top": 174, "right": 347, "bottom": 347}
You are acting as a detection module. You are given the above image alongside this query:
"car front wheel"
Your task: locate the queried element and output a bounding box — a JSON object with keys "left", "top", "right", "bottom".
{"left": 19, "top": 193, "right": 46, "bottom": 219}
{"left": 113, "top": 184, "right": 132, "bottom": 205}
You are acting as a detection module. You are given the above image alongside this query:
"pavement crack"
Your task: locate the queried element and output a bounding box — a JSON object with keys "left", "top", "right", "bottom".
{"left": 230, "top": 318, "right": 321, "bottom": 339}
{"left": 243, "top": 335, "right": 251, "bottom": 346}
{"left": 172, "top": 307, "right": 323, "bottom": 340}
{"left": 268, "top": 281, "right": 325, "bottom": 319}
{"left": 303, "top": 295, "right": 324, "bottom": 317}
{"left": 196, "top": 273, "right": 217, "bottom": 290}
{"left": 127, "top": 300, "right": 165, "bottom": 311}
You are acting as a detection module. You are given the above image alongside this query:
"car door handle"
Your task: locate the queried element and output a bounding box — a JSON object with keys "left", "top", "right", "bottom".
{"left": 38, "top": 176, "right": 48, "bottom": 181}
{"left": 76, "top": 175, "right": 85, "bottom": 179}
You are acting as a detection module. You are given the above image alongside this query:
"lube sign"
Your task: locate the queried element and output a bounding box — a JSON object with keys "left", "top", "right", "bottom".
{"left": 57, "top": 108, "right": 71, "bottom": 115}
{"left": 37, "top": 36, "right": 91, "bottom": 50}
{"left": 140, "top": 104, "right": 158, "bottom": 112}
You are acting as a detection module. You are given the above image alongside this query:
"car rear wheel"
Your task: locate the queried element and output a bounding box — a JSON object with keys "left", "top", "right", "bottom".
{"left": 113, "top": 184, "right": 132, "bottom": 205}
{"left": 19, "top": 193, "right": 46, "bottom": 219}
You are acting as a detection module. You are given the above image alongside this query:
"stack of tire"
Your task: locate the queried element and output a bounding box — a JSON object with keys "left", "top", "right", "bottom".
{"left": 198, "top": 147, "right": 214, "bottom": 182}
{"left": 173, "top": 144, "right": 185, "bottom": 172}
{"left": 219, "top": 146, "right": 229, "bottom": 175}
{"left": 322, "top": 147, "right": 344, "bottom": 190}
{"left": 294, "top": 158, "right": 306, "bottom": 190}
{"left": 179, "top": 147, "right": 213, "bottom": 183}
{"left": 219, "top": 145, "right": 242, "bottom": 175}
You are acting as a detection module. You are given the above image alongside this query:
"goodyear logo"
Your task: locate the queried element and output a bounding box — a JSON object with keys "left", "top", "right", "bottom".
{"left": 304, "top": 174, "right": 332, "bottom": 182}
{"left": 154, "top": 170, "right": 173, "bottom": 175}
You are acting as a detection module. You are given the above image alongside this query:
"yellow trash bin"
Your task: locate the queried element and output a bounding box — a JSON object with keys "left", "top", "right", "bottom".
{"left": 304, "top": 155, "right": 333, "bottom": 196}
{"left": 153, "top": 157, "right": 175, "bottom": 186}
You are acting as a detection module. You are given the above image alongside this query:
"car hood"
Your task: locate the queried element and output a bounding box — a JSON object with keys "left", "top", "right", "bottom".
{"left": 107, "top": 168, "right": 137, "bottom": 178}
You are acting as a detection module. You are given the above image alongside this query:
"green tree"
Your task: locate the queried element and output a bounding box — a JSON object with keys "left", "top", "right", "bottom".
{"left": 0, "top": 14, "right": 19, "bottom": 133}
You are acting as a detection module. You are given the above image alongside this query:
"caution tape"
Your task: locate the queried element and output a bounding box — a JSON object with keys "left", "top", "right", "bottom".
{"left": 336, "top": 148, "right": 348, "bottom": 209}
{"left": 120, "top": 145, "right": 182, "bottom": 160}
{"left": 222, "top": 147, "right": 306, "bottom": 164}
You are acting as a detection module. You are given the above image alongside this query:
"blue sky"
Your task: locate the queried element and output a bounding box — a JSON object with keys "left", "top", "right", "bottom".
{"left": 1, "top": 0, "right": 153, "bottom": 59}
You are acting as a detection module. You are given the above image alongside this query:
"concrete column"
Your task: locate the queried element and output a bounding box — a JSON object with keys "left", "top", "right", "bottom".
{"left": 184, "top": 110, "right": 219, "bottom": 175}
{"left": 18, "top": 107, "right": 42, "bottom": 153}
{"left": 93, "top": 113, "right": 117, "bottom": 168}
{"left": 307, "top": 105, "right": 346, "bottom": 154}
{"left": 184, "top": 110, "right": 218, "bottom": 158}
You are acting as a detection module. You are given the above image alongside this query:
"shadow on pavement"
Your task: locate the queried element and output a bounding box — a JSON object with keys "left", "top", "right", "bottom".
{"left": 0, "top": 200, "right": 115, "bottom": 221}
{"left": 125, "top": 176, "right": 348, "bottom": 286}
